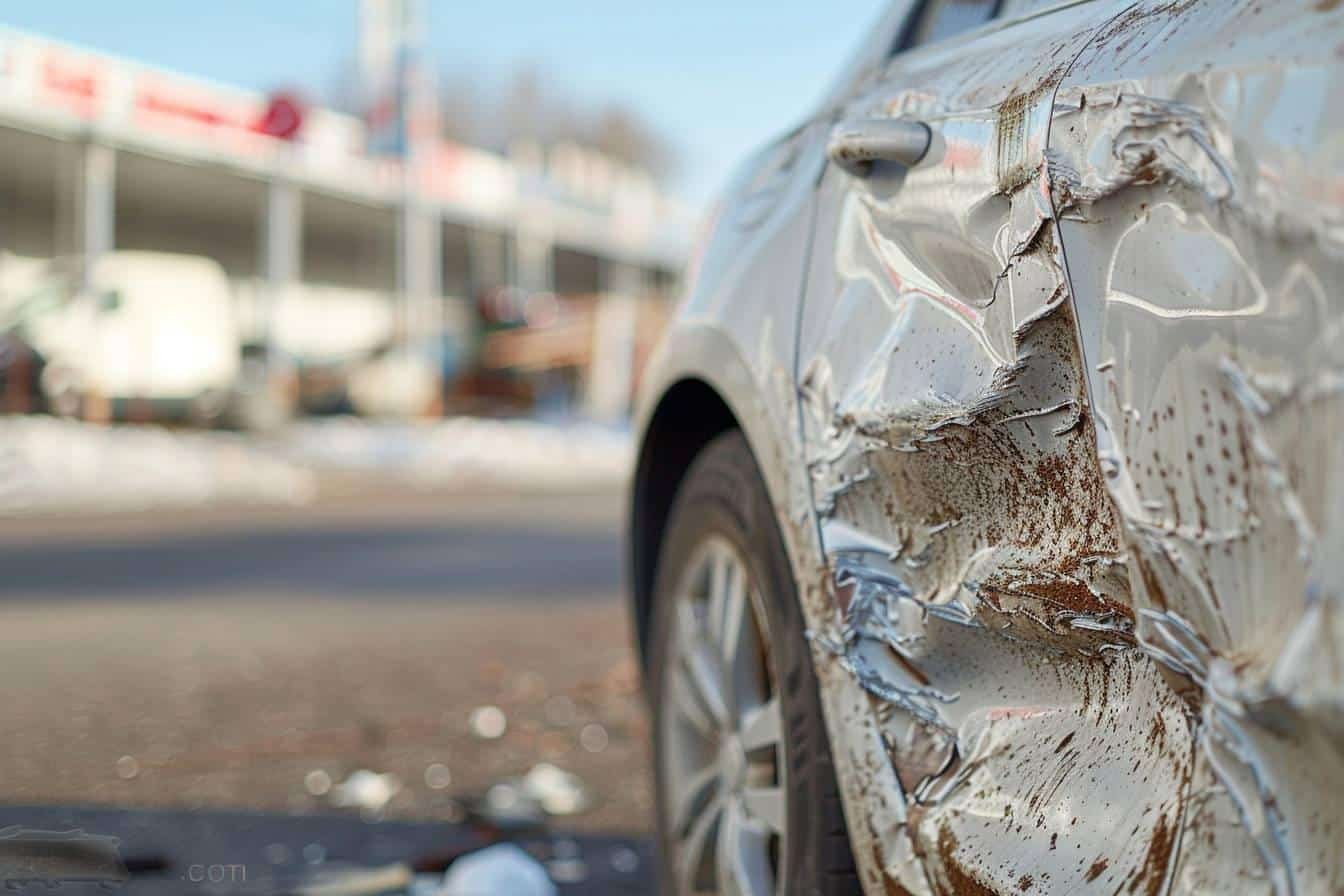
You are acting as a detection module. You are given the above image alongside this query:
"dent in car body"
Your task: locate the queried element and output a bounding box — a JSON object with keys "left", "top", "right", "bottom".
{"left": 798, "top": 0, "right": 1343, "bottom": 893}
{"left": 1055, "top": 1, "right": 1344, "bottom": 892}
{"left": 637, "top": 0, "right": 1344, "bottom": 893}
{"left": 796, "top": 5, "right": 1186, "bottom": 893}
{"left": 633, "top": 6, "right": 937, "bottom": 895}
{"left": 634, "top": 96, "right": 919, "bottom": 892}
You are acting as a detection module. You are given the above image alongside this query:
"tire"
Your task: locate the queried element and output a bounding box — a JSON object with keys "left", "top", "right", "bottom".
{"left": 648, "top": 430, "right": 860, "bottom": 895}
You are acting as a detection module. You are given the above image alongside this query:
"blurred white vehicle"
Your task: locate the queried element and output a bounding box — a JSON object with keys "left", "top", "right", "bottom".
{"left": 5, "top": 251, "right": 240, "bottom": 421}
{"left": 0, "top": 253, "right": 49, "bottom": 300}
{"left": 271, "top": 283, "right": 396, "bottom": 367}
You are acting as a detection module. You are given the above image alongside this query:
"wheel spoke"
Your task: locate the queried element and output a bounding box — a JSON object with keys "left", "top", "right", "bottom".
{"left": 678, "top": 793, "right": 722, "bottom": 894}
{"left": 670, "top": 662, "right": 718, "bottom": 737}
{"left": 707, "top": 549, "right": 769, "bottom": 724}
{"left": 663, "top": 536, "right": 787, "bottom": 896}
{"left": 707, "top": 546, "right": 732, "bottom": 616}
{"left": 741, "top": 785, "right": 786, "bottom": 835}
{"left": 675, "top": 601, "right": 729, "bottom": 728}
{"left": 713, "top": 560, "right": 747, "bottom": 666}
{"left": 739, "top": 696, "right": 782, "bottom": 754}
{"left": 717, "top": 801, "right": 775, "bottom": 896}
{"left": 671, "top": 762, "right": 721, "bottom": 836}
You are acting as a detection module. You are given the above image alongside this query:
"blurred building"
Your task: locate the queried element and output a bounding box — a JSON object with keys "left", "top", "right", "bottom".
{"left": 0, "top": 22, "right": 689, "bottom": 422}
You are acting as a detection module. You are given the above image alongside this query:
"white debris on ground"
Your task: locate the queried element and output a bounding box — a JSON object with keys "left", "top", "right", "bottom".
{"left": 0, "top": 414, "right": 632, "bottom": 516}
{"left": 520, "top": 763, "right": 592, "bottom": 817}
{"left": 467, "top": 705, "right": 508, "bottom": 741}
{"left": 0, "top": 416, "right": 314, "bottom": 516}
{"left": 329, "top": 768, "right": 403, "bottom": 819}
{"left": 437, "top": 844, "right": 557, "bottom": 896}
{"left": 283, "top": 416, "right": 633, "bottom": 492}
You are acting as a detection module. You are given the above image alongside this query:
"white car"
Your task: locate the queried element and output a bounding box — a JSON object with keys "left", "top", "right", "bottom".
{"left": 629, "top": 1, "right": 1344, "bottom": 894}
{"left": 8, "top": 251, "right": 239, "bottom": 421}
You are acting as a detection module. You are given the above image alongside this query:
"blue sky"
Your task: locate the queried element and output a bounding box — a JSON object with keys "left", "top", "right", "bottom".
{"left": 4, "top": 1, "right": 890, "bottom": 208}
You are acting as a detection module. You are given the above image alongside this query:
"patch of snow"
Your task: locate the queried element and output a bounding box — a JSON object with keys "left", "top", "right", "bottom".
{"left": 283, "top": 416, "right": 632, "bottom": 492}
{"left": 0, "top": 414, "right": 631, "bottom": 516}
{"left": 0, "top": 417, "right": 314, "bottom": 516}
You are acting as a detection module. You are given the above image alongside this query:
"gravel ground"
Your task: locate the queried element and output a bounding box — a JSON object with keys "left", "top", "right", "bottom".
{"left": 0, "top": 487, "right": 655, "bottom": 842}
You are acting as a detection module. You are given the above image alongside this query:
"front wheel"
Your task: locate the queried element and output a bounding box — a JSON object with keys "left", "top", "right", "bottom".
{"left": 648, "top": 430, "right": 860, "bottom": 896}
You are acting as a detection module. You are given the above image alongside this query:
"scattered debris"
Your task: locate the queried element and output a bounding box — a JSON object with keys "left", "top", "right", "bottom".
{"left": 521, "top": 764, "right": 592, "bottom": 817}
{"left": 469, "top": 762, "right": 594, "bottom": 831}
{"left": 608, "top": 845, "right": 640, "bottom": 875}
{"left": 305, "top": 769, "right": 333, "bottom": 797}
{"left": 467, "top": 706, "right": 508, "bottom": 741}
{"left": 294, "top": 862, "right": 414, "bottom": 896}
{"left": 578, "top": 723, "right": 609, "bottom": 754}
{"left": 424, "top": 763, "right": 452, "bottom": 791}
{"left": 0, "top": 805, "right": 654, "bottom": 894}
{"left": 437, "top": 844, "right": 557, "bottom": 896}
{"left": 480, "top": 782, "right": 545, "bottom": 829}
{"left": 330, "top": 770, "right": 402, "bottom": 818}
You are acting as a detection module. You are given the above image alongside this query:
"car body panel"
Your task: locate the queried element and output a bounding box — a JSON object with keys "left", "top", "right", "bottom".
{"left": 1052, "top": 1, "right": 1344, "bottom": 891}
{"left": 631, "top": 10, "right": 919, "bottom": 892}
{"left": 633, "top": 0, "right": 1344, "bottom": 893}
{"left": 632, "top": 0, "right": 922, "bottom": 465}
{"left": 634, "top": 120, "right": 825, "bottom": 520}
{"left": 795, "top": 4, "right": 1187, "bottom": 893}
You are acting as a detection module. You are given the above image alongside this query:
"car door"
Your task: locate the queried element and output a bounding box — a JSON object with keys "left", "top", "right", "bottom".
{"left": 793, "top": 2, "right": 1202, "bottom": 893}
{"left": 1048, "top": 2, "right": 1344, "bottom": 893}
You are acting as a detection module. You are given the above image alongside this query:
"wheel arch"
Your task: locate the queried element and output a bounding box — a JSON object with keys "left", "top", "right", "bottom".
{"left": 628, "top": 377, "right": 740, "bottom": 669}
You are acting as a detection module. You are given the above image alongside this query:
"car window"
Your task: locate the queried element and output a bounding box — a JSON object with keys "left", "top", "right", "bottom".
{"left": 906, "top": 0, "right": 999, "bottom": 48}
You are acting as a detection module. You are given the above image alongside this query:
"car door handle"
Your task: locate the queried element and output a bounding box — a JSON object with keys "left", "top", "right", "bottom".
{"left": 827, "top": 118, "right": 931, "bottom": 176}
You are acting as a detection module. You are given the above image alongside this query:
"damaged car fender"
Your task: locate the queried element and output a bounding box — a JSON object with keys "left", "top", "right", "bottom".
{"left": 789, "top": 0, "right": 1327, "bottom": 893}
{"left": 636, "top": 0, "right": 1344, "bottom": 893}
{"left": 1053, "top": 1, "right": 1344, "bottom": 892}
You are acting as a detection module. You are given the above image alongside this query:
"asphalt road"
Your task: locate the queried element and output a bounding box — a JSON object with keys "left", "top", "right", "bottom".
{"left": 0, "top": 487, "right": 627, "bottom": 600}
{"left": 0, "top": 486, "right": 655, "bottom": 893}
{"left": 0, "top": 804, "right": 655, "bottom": 894}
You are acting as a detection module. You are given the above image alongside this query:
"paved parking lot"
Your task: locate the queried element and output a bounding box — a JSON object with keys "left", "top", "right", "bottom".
{"left": 0, "top": 484, "right": 655, "bottom": 890}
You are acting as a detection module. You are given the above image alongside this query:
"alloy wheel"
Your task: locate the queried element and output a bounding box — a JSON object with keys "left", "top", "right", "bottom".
{"left": 659, "top": 535, "right": 786, "bottom": 896}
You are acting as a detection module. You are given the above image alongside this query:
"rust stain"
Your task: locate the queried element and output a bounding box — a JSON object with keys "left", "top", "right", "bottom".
{"left": 872, "top": 841, "right": 917, "bottom": 896}
{"left": 1128, "top": 813, "right": 1175, "bottom": 896}
{"left": 934, "top": 824, "right": 997, "bottom": 896}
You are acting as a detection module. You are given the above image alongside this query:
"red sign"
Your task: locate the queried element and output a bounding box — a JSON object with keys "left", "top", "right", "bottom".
{"left": 255, "top": 92, "right": 305, "bottom": 141}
